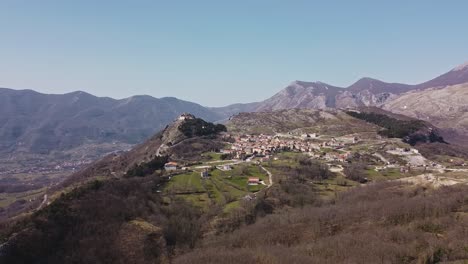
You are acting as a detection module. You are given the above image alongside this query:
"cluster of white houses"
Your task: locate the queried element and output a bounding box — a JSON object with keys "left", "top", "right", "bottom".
{"left": 224, "top": 134, "right": 317, "bottom": 159}
{"left": 223, "top": 134, "right": 357, "bottom": 161}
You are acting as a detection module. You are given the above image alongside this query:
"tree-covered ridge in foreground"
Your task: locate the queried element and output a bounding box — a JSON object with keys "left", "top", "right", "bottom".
{"left": 0, "top": 177, "right": 205, "bottom": 264}
{"left": 1, "top": 172, "right": 467, "bottom": 263}
{"left": 174, "top": 182, "right": 468, "bottom": 264}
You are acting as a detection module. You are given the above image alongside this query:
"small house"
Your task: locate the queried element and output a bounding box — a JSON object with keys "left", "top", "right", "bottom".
{"left": 220, "top": 149, "right": 232, "bottom": 154}
{"left": 248, "top": 177, "right": 260, "bottom": 186}
{"left": 164, "top": 162, "right": 178, "bottom": 171}
{"left": 201, "top": 169, "right": 209, "bottom": 178}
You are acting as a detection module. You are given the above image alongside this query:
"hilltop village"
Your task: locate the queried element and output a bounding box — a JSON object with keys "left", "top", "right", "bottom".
{"left": 162, "top": 126, "right": 458, "bottom": 195}
{"left": 224, "top": 133, "right": 355, "bottom": 162}
{"left": 218, "top": 130, "right": 462, "bottom": 174}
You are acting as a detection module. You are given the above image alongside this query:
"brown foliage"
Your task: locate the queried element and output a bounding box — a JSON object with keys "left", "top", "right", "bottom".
{"left": 0, "top": 177, "right": 204, "bottom": 264}
{"left": 174, "top": 182, "right": 468, "bottom": 264}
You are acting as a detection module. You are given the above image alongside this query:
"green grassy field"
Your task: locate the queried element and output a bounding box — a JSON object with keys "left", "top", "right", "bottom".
{"left": 365, "top": 167, "right": 412, "bottom": 181}
{"left": 164, "top": 164, "right": 267, "bottom": 211}
{"left": 201, "top": 152, "right": 223, "bottom": 161}
{"left": 263, "top": 152, "right": 360, "bottom": 199}
{"left": 223, "top": 200, "right": 241, "bottom": 213}
{"left": 266, "top": 151, "right": 303, "bottom": 168}
{"left": 165, "top": 172, "right": 204, "bottom": 193}
{"left": 0, "top": 187, "right": 46, "bottom": 208}
{"left": 313, "top": 175, "right": 358, "bottom": 199}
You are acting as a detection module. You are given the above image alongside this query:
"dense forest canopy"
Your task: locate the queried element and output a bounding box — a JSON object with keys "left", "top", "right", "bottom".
{"left": 125, "top": 156, "right": 169, "bottom": 178}
{"left": 346, "top": 111, "right": 425, "bottom": 138}
{"left": 178, "top": 118, "right": 227, "bottom": 138}
{"left": 346, "top": 111, "right": 445, "bottom": 145}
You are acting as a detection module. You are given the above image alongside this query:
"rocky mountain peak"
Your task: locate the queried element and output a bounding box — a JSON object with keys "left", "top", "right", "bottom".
{"left": 348, "top": 77, "right": 380, "bottom": 90}
{"left": 158, "top": 114, "right": 226, "bottom": 152}
{"left": 452, "top": 62, "right": 468, "bottom": 72}
{"left": 417, "top": 60, "right": 468, "bottom": 89}
{"left": 177, "top": 113, "right": 196, "bottom": 121}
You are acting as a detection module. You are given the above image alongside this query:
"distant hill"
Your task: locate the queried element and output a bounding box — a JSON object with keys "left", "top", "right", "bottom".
{"left": 380, "top": 63, "right": 468, "bottom": 144}
{"left": 254, "top": 81, "right": 344, "bottom": 110}
{"left": 209, "top": 102, "right": 260, "bottom": 122}
{"left": 220, "top": 61, "right": 468, "bottom": 140}
{"left": 346, "top": 107, "right": 446, "bottom": 146}
{"left": 416, "top": 62, "right": 468, "bottom": 89}
{"left": 0, "top": 114, "right": 227, "bottom": 220}
{"left": 60, "top": 114, "right": 226, "bottom": 187}
{"left": 2, "top": 61, "right": 468, "bottom": 155}
{"left": 383, "top": 82, "right": 468, "bottom": 139}
{"left": 227, "top": 107, "right": 449, "bottom": 146}
{"left": 246, "top": 62, "right": 468, "bottom": 112}
{"left": 226, "top": 108, "right": 379, "bottom": 136}
{"left": 0, "top": 88, "right": 223, "bottom": 154}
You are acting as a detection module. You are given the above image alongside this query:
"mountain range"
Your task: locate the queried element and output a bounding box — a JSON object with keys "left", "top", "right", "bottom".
{"left": 1, "top": 61, "right": 468, "bottom": 155}
{"left": 245, "top": 61, "right": 468, "bottom": 111}
{"left": 0, "top": 89, "right": 223, "bottom": 154}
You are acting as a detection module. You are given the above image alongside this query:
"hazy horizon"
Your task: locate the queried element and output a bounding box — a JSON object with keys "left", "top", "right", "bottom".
{"left": 1, "top": 1, "right": 468, "bottom": 106}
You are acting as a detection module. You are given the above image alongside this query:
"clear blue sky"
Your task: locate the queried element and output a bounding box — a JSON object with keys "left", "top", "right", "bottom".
{"left": 1, "top": 0, "right": 467, "bottom": 106}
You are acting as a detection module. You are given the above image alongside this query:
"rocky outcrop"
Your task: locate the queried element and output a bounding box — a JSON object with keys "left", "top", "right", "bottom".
{"left": 383, "top": 83, "right": 468, "bottom": 137}
{"left": 61, "top": 114, "right": 226, "bottom": 186}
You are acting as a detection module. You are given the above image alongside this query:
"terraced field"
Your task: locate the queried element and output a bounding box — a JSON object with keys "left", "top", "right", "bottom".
{"left": 163, "top": 164, "right": 268, "bottom": 211}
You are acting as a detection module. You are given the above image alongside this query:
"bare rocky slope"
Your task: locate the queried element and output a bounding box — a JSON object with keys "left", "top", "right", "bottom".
{"left": 383, "top": 82, "right": 468, "bottom": 137}
{"left": 227, "top": 107, "right": 448, "bottom": 148}
{"left": 218, "top": 61, "right": 468, "bottom": 142}
{"left": 381, "top": 63, "right": 468, "bottom": 143}
{"left": 216, "top": 61, "right": 468, "bottom": 115}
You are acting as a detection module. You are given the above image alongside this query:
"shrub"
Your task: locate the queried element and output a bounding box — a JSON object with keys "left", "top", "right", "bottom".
{"left": 125, "top": 156, "right": 168, "bottom": 177}
{"left": 343, "top": 162, "right": 368, "bottom": 183}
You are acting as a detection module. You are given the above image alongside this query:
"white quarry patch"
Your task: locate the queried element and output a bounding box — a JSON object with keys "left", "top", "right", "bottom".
{"left": 387, "top": 148, "right": 430, "bottom": 167}
{"left": 399, "top": 174, "right": 467, "bottom": 188}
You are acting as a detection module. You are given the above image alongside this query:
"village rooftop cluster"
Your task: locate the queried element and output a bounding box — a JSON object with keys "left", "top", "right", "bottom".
{"left": 222, "top": 133, "right": 357, "bottom": 162}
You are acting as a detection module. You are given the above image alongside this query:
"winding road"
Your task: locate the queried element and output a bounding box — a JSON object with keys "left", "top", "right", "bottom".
{"left": 260, "top": 165, "right": 274, "bottom": 188}
{"left": 37, "top": 194, "right": 48, "bottom": 210}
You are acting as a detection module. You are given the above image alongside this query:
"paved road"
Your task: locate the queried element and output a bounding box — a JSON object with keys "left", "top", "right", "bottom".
{"left": 260, "top": 165, "right": 274, "bottom": 188}
{"left": 37, "top": 194, "right": 48, "bottom": 210}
